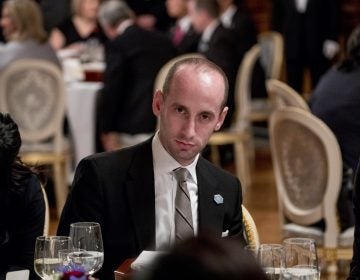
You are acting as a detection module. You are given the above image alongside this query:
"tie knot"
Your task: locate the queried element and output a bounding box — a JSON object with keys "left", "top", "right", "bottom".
{"left": 173, "top": 168, "right": 188, "bottom": 183}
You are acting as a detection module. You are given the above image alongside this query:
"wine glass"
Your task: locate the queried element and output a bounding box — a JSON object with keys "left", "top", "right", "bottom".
{"left": 69, "top": 222, "right": 104, "bottom": 276}
{"left": 281, "top": 238, "right": 320, "bottom": 280}
{"left": 34, "top": 236, "right": 72, "bottom": 279}
{"left": 258, "top": 244, "right": 283, "bottom": 280}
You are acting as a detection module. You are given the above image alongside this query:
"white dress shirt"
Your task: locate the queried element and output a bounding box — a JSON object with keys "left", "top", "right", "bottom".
{"left": 220, "top": 5, "right": 237, "bottom": 28}
{"left": 152, "top": 132, "right": 199, "bottom": 250}
{"left": 198, "top": 19, "right": 220, "bottom": 52}
{"left": 295, "top": 0, "right": 308, "bottom": 13}
{"left": 176, "top": 16, "right": 192, "bottom": 34}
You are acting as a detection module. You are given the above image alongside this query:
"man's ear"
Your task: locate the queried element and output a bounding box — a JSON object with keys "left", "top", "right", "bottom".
{"left": 152, "top": 90, "right": 164, "bottom": 117}
{"left": 214, "top": 106, "right": 228, "bottom": 131}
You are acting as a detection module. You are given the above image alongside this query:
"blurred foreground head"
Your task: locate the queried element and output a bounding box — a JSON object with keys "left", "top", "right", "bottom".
{"left": 135, "top": 235, "right": 267, "bottom": 280}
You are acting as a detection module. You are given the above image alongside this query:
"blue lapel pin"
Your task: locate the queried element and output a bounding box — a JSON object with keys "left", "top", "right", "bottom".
{"left": 214, "top": 194, "right": 224, "bottom": 205}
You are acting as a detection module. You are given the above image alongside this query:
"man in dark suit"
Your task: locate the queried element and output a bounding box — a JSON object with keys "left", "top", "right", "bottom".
{"left": 97, "top": 1, "right": 176, "bottom": 151}
{"left": 57, "top": 55, "right": 245, "bottom": 279}
{"left": 188, "top": 0, "right": 239, "bottom": 127}
{"left": 165, "top": 0, "right": 200, "bottom": 54}
{"left": 272, "top": 0, "right": 339, "bottom": 93}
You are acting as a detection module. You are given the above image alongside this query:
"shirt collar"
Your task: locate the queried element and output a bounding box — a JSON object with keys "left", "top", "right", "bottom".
{"left": 116, "top": 19, "right": 134, "bottom": 35}
{"left": 201, "top": 19, "right": 220, "bottom": 43}
{"left": 152, "top": 131, "right": 199, "bottom": 183}
{"left": 177, "top": 16, "right": 191, "bottom": 33}
{"left": 220, "top": 5, "right": 237, "bottom": 28}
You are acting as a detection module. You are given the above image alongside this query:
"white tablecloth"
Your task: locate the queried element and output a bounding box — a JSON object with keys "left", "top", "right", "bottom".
{"left": 66, "top": 81, "right": 103, "bottom": 169}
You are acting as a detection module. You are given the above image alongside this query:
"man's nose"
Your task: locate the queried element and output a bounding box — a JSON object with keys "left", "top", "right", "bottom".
{"left": 182, "top": 117, "right": 196, "bottom": 138}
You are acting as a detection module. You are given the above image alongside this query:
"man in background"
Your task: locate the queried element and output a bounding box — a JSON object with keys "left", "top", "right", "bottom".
{"left": 98, "top": 0, "right": 175, "bottom": 151}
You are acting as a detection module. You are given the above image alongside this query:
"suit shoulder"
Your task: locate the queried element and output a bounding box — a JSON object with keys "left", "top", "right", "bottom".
{"left": 198, "top": 157, "right": 239, "bottom": 183}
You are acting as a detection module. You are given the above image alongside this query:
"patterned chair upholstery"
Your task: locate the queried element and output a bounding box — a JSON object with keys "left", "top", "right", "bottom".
{"left": 242, "top": 205, "right": 260, "bottom": 248}
{"left": 0, "top": 59, "right": 70, "bottom": 217}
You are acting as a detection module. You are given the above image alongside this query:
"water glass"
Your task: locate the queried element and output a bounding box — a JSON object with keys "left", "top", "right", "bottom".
{"left": 258, "top": 244, "right": 283, "bottom": 280}
{"left": 69, "top": 222, "right": 104, "bottom": 275}
{"left": 34, "top": 236, "right": 72, "bottom": 279}
{"left": 281, "top": 238, "right": 320, "bottom": 280}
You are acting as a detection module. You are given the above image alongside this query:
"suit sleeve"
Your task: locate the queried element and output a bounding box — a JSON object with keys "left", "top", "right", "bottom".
{"left": 349, "top": 160, "right": 360, "bottom": 278}
{"left": 57, "top": 158, "right": 105, "bottom": 236}
{"left": 227, "top": 177, "right": 246, "bottom": 246}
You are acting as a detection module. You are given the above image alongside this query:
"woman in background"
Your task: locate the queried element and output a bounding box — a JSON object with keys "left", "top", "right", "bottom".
{"left": 0, "top": 0, "right": 60, "bottom": 70}
{"left": 49, "top": 0, "right": 107, "bottom": 50}
{"left": 0, "top": 113, "right": 46, "bottom": 280}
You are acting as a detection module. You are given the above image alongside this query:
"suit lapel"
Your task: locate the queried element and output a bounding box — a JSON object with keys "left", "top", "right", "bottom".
{"left": 197, "top": 158, "right": 224, "bottom": 235}
{"left": 125, "top": 140, "right": 156, "bottom": 250}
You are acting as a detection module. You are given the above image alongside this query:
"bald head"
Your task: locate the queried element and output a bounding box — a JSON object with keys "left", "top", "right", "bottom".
{"left": 162, "top": 57, "right": 229, "bottom": 110}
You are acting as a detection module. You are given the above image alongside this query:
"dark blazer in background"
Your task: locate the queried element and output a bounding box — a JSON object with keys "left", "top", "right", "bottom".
{"left": 99, "top": 25, "right": 176, "bottom": 135}
{"left": 169, "top": 25, "right": 201, "bottom": 55}
{"left": 272, "top": 0, "right": 339, "bottom": 91}
{"left": 199, "top": 24, "right": 239, "bottom": 127}
{"left": 57, "top": 139, "right": 245, "bottom": 280}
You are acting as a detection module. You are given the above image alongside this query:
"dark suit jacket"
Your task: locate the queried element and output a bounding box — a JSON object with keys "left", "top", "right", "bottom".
{"left": 228, "top": 7, "right": 257, "bottom": 63}
{"left": 169, "top": 25, "right": 200, "bottom": 55}
{"left": 99, "top": 25, "right": 176, "bottom": 134}
{"left": 199, "top": 23, "right": 239, "bottom": 127}
{"left": 272, "top": 0, "right": 338, "bottom": 61}
{"left": 57, "top": 138, "right": 244, "bottom": 280}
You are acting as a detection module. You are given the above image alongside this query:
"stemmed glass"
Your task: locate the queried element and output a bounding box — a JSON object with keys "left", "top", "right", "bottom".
{"left": 68, "top": 222, "right": 104, "bottom": 276}
{"left": 281, "top": 238, "right": 320, "bottom": 280}
{"left": 258, "top": 244, "right": 283, "bottom": 280}
{"left": 34, "top": 236, "right": 72, "bottom": 279}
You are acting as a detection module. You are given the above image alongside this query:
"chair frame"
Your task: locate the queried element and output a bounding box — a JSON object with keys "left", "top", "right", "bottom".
{"left": 242, "top": 205, "right": 260, "bottom": 248}
{"left": 266, "top": 79, "right": 310, "bottom": 111}
{"left": 0, "top": 59, "right": 69, "bottom": 217}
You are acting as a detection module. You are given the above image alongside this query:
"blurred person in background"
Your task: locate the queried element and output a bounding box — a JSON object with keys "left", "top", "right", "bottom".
{"left": 165, "top": 0, "right": 200, "bottom": 54}
{"left": 0, "top": 113, "right": 45, "bottom": 280}
{"left": 0, "top": 0, "right": 60, "bottom": 70}
{"left": 97, "top": 0, "right": 176, "bottom": 151}
{"left": 134, "top": 235, "right": 267, "bottom": 280}
{"left": 272, "top": 0, "right": 339, "bottom": 93}
{"left": 188, "top": 0, "right": 238, "bottom": 128}
{"left": 311, "top": 25, "right": 360, "bottom": 233}
{"left": 49, "top": 0, "right": 107, "bottom": 51}
{"left": 125, "top": 0, "right": 172, "bottom": 32}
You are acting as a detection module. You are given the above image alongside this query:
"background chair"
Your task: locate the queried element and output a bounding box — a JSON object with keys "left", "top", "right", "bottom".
{"left": 242, "top": 205, "right": 260, "bottom": 248}
{"left": 269, "top": 107, "right": 353, "bottom": 272}
{"left": 40, "top": 183, "right": 50, "bottom": 236}
{"left": 0, "top": 59, "right": 70, "bottom": 217}
{"left": 266, "top": 79, "right": 310, "bottom": 111}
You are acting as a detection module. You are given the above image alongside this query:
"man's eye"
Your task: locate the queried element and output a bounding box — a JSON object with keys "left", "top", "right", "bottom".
{"left": 176, "top": 107, "right": 185, "bottom": 113}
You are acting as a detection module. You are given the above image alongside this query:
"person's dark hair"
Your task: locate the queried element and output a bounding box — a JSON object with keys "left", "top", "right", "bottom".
{"left": 0, "top": 113, "right": 42, "bottom": 191}
{"left": 195, "top": 0, "right": 220, "bottom": 18}
{"left": 136, "top": 235, "right": 267, "bottom": 280}
{"left": 162, "top": 57, "right": 229, "bottom": 110}
{"left": 338, "top": 25, "right": 360, "bottom": 72}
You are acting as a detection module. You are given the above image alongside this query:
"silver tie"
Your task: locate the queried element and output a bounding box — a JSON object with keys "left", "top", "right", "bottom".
{"left": 173, "top": 168, "right": 194, "bottom": 242}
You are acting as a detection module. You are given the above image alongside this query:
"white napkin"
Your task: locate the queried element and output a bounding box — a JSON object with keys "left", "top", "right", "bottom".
{"left": 130, "top": 251, "right": 165, "bottom": 271}
{"left": 6, "top": 270, "right": 29, "bottom": 280}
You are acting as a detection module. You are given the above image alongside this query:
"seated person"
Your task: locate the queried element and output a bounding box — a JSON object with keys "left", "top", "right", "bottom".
{"left": 311, "top": 25, "right": 360, "bottom": 231}
{"left": 0, "top": 0, "right": 60, "bottom": 70}
{"left": 135, "top": 234, "right": 267, "bottom": 280}
{"left": 57, "top": 57, "right": 246, "bottom": 280}
{"left": 0, "top": 113, "right": 46, "bottom": 280}
{"left": 49, "top": 0, "right": 107, "bottom": 51}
